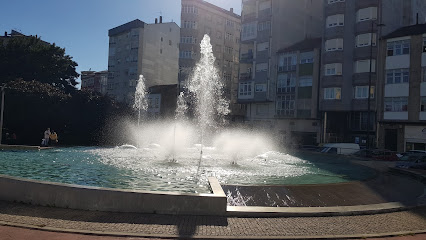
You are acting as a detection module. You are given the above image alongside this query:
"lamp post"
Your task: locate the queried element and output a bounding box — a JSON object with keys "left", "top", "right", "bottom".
{"left": 367, "top": 21, "right": 385, "bottom": 149}
{"left": 0, "top": 86, "right": 5, "bottom": 145}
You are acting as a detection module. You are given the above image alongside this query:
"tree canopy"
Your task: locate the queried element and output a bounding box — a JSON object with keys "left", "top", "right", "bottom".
{"left": 0, "top": 35, "right": 79, "bottom": 93}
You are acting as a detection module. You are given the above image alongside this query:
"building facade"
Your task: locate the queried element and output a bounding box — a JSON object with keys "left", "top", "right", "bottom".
{"left": 107, "top": 19, "right": 180, "bottom": 103}
{"left": 320, "top": 0, "right": 426, "bottom": 147}
{"left": 81, "top": 70, "right": 108, "bottom": 95}
{"left": 377, "top": 24, "right": 426, "bottom": 152}
{"left": 179, "top": 0, "right": 243, "bottom": 119}
{"left": 238, "top": 0, "right": 323, "bottom": 144}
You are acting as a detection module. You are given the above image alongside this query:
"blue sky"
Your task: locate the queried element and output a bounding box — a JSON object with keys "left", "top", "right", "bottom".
{"left": 1, "top": 0, "right": 242, "bottom": 87}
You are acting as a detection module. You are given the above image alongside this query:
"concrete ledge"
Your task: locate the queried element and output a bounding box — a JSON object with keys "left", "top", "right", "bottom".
{"left": 226, "top": 202, "right": 413, "bottom": 217}
{"left": 0, "top": 144, "right": 52, "bottom": 151}
{"left": 0, "top": 175, "right": 227, "bottom": 216}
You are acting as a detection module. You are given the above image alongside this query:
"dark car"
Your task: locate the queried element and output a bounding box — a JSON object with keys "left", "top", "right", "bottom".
{"left": 353, "top": 149, "right": 398, "bottom": 161}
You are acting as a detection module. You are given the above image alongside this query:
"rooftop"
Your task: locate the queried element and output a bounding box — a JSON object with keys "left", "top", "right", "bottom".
{"left": 184, "top": 0, "right": 241, "bottom": 19}
{"left": 383, "top": 23, "right": 426, "bottom": 39}
{"left": 108, "top": 19, "right": 145, "bottom": 37}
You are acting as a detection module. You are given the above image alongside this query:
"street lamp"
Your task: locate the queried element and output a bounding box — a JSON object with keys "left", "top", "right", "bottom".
{"left": 0, "top": 85, "right": 5, "bottom": 145}
{"left": 366, "top": 21, "right": 385, "bottom": 149}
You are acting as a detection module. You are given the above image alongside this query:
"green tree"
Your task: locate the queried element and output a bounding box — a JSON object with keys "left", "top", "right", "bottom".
{"left": 0, "top": 35, "right": 79, "bottom": 93}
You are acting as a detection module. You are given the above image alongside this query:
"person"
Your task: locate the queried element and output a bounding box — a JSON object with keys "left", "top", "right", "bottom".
{"left": 43, "top": 128, "right": 51, "bottom": 146}
{"left": 49, "top": 130, "right": 58, "bottom": 146}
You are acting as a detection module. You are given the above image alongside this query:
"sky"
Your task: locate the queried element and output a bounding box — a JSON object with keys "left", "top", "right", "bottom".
{"left": 1, "top": 0, "right": 242, "bottom": 87}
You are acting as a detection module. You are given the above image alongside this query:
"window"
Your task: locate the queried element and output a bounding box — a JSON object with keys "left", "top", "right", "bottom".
{"left": 351, "top": 112, "right": 374, "bottom": 131}
{"left": 242, "top": 22, "right": 256, "bottom": 40}
{"left": 386, "top": 69, "right": 409, "bottom": 84}
{"left": 259, "top": 1, "right": 271, "bottom": 11}
{"left": 277, "top": 73, "right": 296, "bottom": 93}
{"left": 226, "top": 19, "right": 234, "bottom": 27}
{"left": 324, "top": 88, "right": 341, "bottom": 100}
{"left": 223, "top": 73, "right": 231, "bottom": 82}
{"left": 384, "top": 97, "right": 408, "bottom": 112}
{"left": 225, "top": 46, "right": 233, "bottom": 54}
{"left": 356, "top": 33, "right": 376, "bottom": 47}
{"left": 300, "top": 52, "right": 314, "bottom": 64}
{"left": 278, "top": 53, "right": 297, "bottom": 71}
{"left": 183, "top": 21, "right": 197, "bottom": 29}
{"left": 182, "top": 5, "right": 198, "bottom": 14}
{"left": 356, "top": 7, "right": 377, "bottom": 22}
{"left": 255, "top": 84, "right": 266, "bottom": 92}
{"left": 181, "top": 36, "right": 196, "bottom": 44}
{"left": 276, "top": 95, "right": 295, "bottom": 117}
{"left": 423, "top": 67, "right": 426, "bottom": 82}
{"left": 169, "top": 40, "right": 172, "bottom": 46}
{"left": 387, "top": 40, "right": 410, "bottom": 56}
{"left": 354, "top": 86, "right": 375, "bottom": 99}
{"left": 179, "top": 51, "right": 193, "bottom": 59}
{"left": 324, "top": 63, "right": 342, "bottom": 75}
{"left": 257, "top": 42, "right": 269, "bottom": 52}
{"left": 423, "top": 37, "right": 426, "bottom": 52}
{"left": 299, "top": 76, "right": 313, "bottom": 87}
{"left": 325, "top": 38, "right": 343, "bottom": 51}
{"left": 354, "top": 59, "right": 376, "bottom": 73}
{"left": 239, "top": 82, "right": 253, "bottom": 96}
{"left": 258, "top": 21, "right": 271, "bottom": 31}
{"left": 328, "top": 0, "right": 344, "bottom": 3}
{"left": 256, "top": 63, "right": 268, "bottom": 72}
{"left": 421, "top": 97, "right": 426, "bottom": 112}
{"left": 225, "top": 32, "right": 233, "bottom": 41}
{"left": 326, "top": 14, "right": 344, "bottom": 28}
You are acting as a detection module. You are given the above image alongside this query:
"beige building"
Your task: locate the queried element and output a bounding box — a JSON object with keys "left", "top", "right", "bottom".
{"left": 179, "top": 0, "right": 243, "bottom": 119}
{"left": 107, "top": 19, "right": 180, "bottom": 103}
{"left": 377, "top": 24, "right": 426, "bottom": 152}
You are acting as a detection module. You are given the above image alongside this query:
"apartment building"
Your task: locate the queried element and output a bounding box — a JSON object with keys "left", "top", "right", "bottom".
{"left": 107, "top": 19, "right": 180, "bottom": 103}
{"left": 376, "top": 23, "right": 426, "bottom": 152}
{"left": 81, "top": 70, "right": 108, "bottom": 95}
{"left": 179, "top": 0, "right": 243, "bottom": 120}
{"left": 320, "top": 0, "right": 426, "bottom": 147}
{"left": 238, "top": 0, "right": 323, "bottom": 143}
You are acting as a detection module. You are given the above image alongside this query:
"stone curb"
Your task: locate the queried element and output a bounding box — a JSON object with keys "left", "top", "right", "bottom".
{"left": 1, "top": 220, "right": 425, "bottom": 239}
{"left": 226, "top": 202, "right": 421, "bottom": 217}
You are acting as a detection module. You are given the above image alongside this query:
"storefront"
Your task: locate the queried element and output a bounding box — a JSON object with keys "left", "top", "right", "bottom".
{"left": 404, "top": 126, "right": 426, "bottom": 151}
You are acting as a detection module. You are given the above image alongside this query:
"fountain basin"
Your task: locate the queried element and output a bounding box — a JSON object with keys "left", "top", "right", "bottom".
{"left": 0, "top": 174, "right": 226, "bottom": 215}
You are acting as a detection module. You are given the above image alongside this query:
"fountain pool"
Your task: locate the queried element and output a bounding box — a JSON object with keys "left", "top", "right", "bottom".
{"left": 0, "top": 145, "right": 375, "bottom": 194}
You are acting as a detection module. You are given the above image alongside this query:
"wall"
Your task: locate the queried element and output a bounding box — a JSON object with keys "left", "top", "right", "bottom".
{"left": 0, "top": 175, "right": 227, "bottom": 216}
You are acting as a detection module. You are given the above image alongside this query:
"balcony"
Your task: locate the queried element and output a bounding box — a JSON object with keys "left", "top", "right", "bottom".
{"left": 324, "top": 27, "right": 345, "bottom": 39}
{"left": 356, "top": 0, "right": 378, "bottom": 9}
{"left": 323, "top": 51, "right": 344, "bottom": 64}
{"left": 242, "top": 12, "right": 256, "bottom": 23}
{"left": 239, "top": 72, "right": 252, "bottom": 80}
{"left": 325, "top": 1, "right": 346, "bottom": 16}
{"left": 240, "top": 52, "right": 253, "bottom": 63}
{"left": 278, "top": 65, "right": 296, "bottom": 72}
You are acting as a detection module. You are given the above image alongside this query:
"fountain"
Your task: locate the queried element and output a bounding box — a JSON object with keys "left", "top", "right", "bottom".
{"left": 133, "top": 75, "right": 148, "bottom": 127}
{"left": 0, "top": 34, "right": 379, "bottom": 214}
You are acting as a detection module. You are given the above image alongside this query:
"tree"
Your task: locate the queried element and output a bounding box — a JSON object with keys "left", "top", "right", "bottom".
{"left": 0, "top": 35, "right": 79, "bottom": 93}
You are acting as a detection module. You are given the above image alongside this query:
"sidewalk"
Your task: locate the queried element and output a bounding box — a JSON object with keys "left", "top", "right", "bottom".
{"left": 0, "top": 201, "right": 425, "bottom": 239}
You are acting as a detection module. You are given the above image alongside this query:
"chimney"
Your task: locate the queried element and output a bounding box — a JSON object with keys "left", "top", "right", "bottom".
{"left": 160, "top": 16, "right": 163, "bottom": 23}
{"left": 4, "top": 31, "right": 7, "bottom": 37}
{"left": 155, "top": 18, "right": 158, "bottom": 24}
{"left": 416, "top": 13, "right": 419, "bottom": 25}
{"left": 230, "top": 8, "right": 233, "bottom": 13}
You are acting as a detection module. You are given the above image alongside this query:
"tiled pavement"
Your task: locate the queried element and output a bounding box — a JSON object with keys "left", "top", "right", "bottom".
{"left": 0, "top": 201, "right": 425, "bottom": 239}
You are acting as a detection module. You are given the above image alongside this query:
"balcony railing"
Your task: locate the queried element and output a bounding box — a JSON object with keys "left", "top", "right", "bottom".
{"left": 239, "top": 72, "right": 252, "bottom": 80}
{"left": 278, "top": 65, "right": 296, "bottom": 72}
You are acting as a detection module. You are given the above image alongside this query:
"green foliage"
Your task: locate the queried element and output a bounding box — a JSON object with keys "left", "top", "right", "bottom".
{"left": 0, "top": 35, "right": 79, "bottom": 93}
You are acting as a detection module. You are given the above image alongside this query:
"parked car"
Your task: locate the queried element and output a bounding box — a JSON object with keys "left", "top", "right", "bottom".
{"left": 396, "top": 150, "right": 426, "bottom": 161}
{"left": 395, "top": 155, "right": 426, "bottom": 169}
{"left": 320, "top": 143, "right": 360, "bottom": 155}
{"left": 353, "top": 149, "right": 398, "bottom": 161}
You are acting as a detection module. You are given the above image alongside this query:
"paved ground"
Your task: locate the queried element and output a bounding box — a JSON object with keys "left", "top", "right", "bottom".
{"left": 0, "top": 201, "right": 425, "bottom": 239}
{"left": 1, "top": 225, "right": 425, "bottom": 240}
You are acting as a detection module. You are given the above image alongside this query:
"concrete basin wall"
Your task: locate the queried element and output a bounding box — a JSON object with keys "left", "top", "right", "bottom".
{"left": 0, "top": 175, "right": 227, "bottom": 216}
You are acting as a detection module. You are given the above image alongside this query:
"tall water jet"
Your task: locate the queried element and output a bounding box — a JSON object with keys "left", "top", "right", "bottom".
{"left": 175, "top": 92, "right": 188, "bottom": 121}
{"left": 133, "top": 75, "right": 148, "bottom": 127}
{"left": 186, "top": 34, "right": 230, "bottom": 173}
